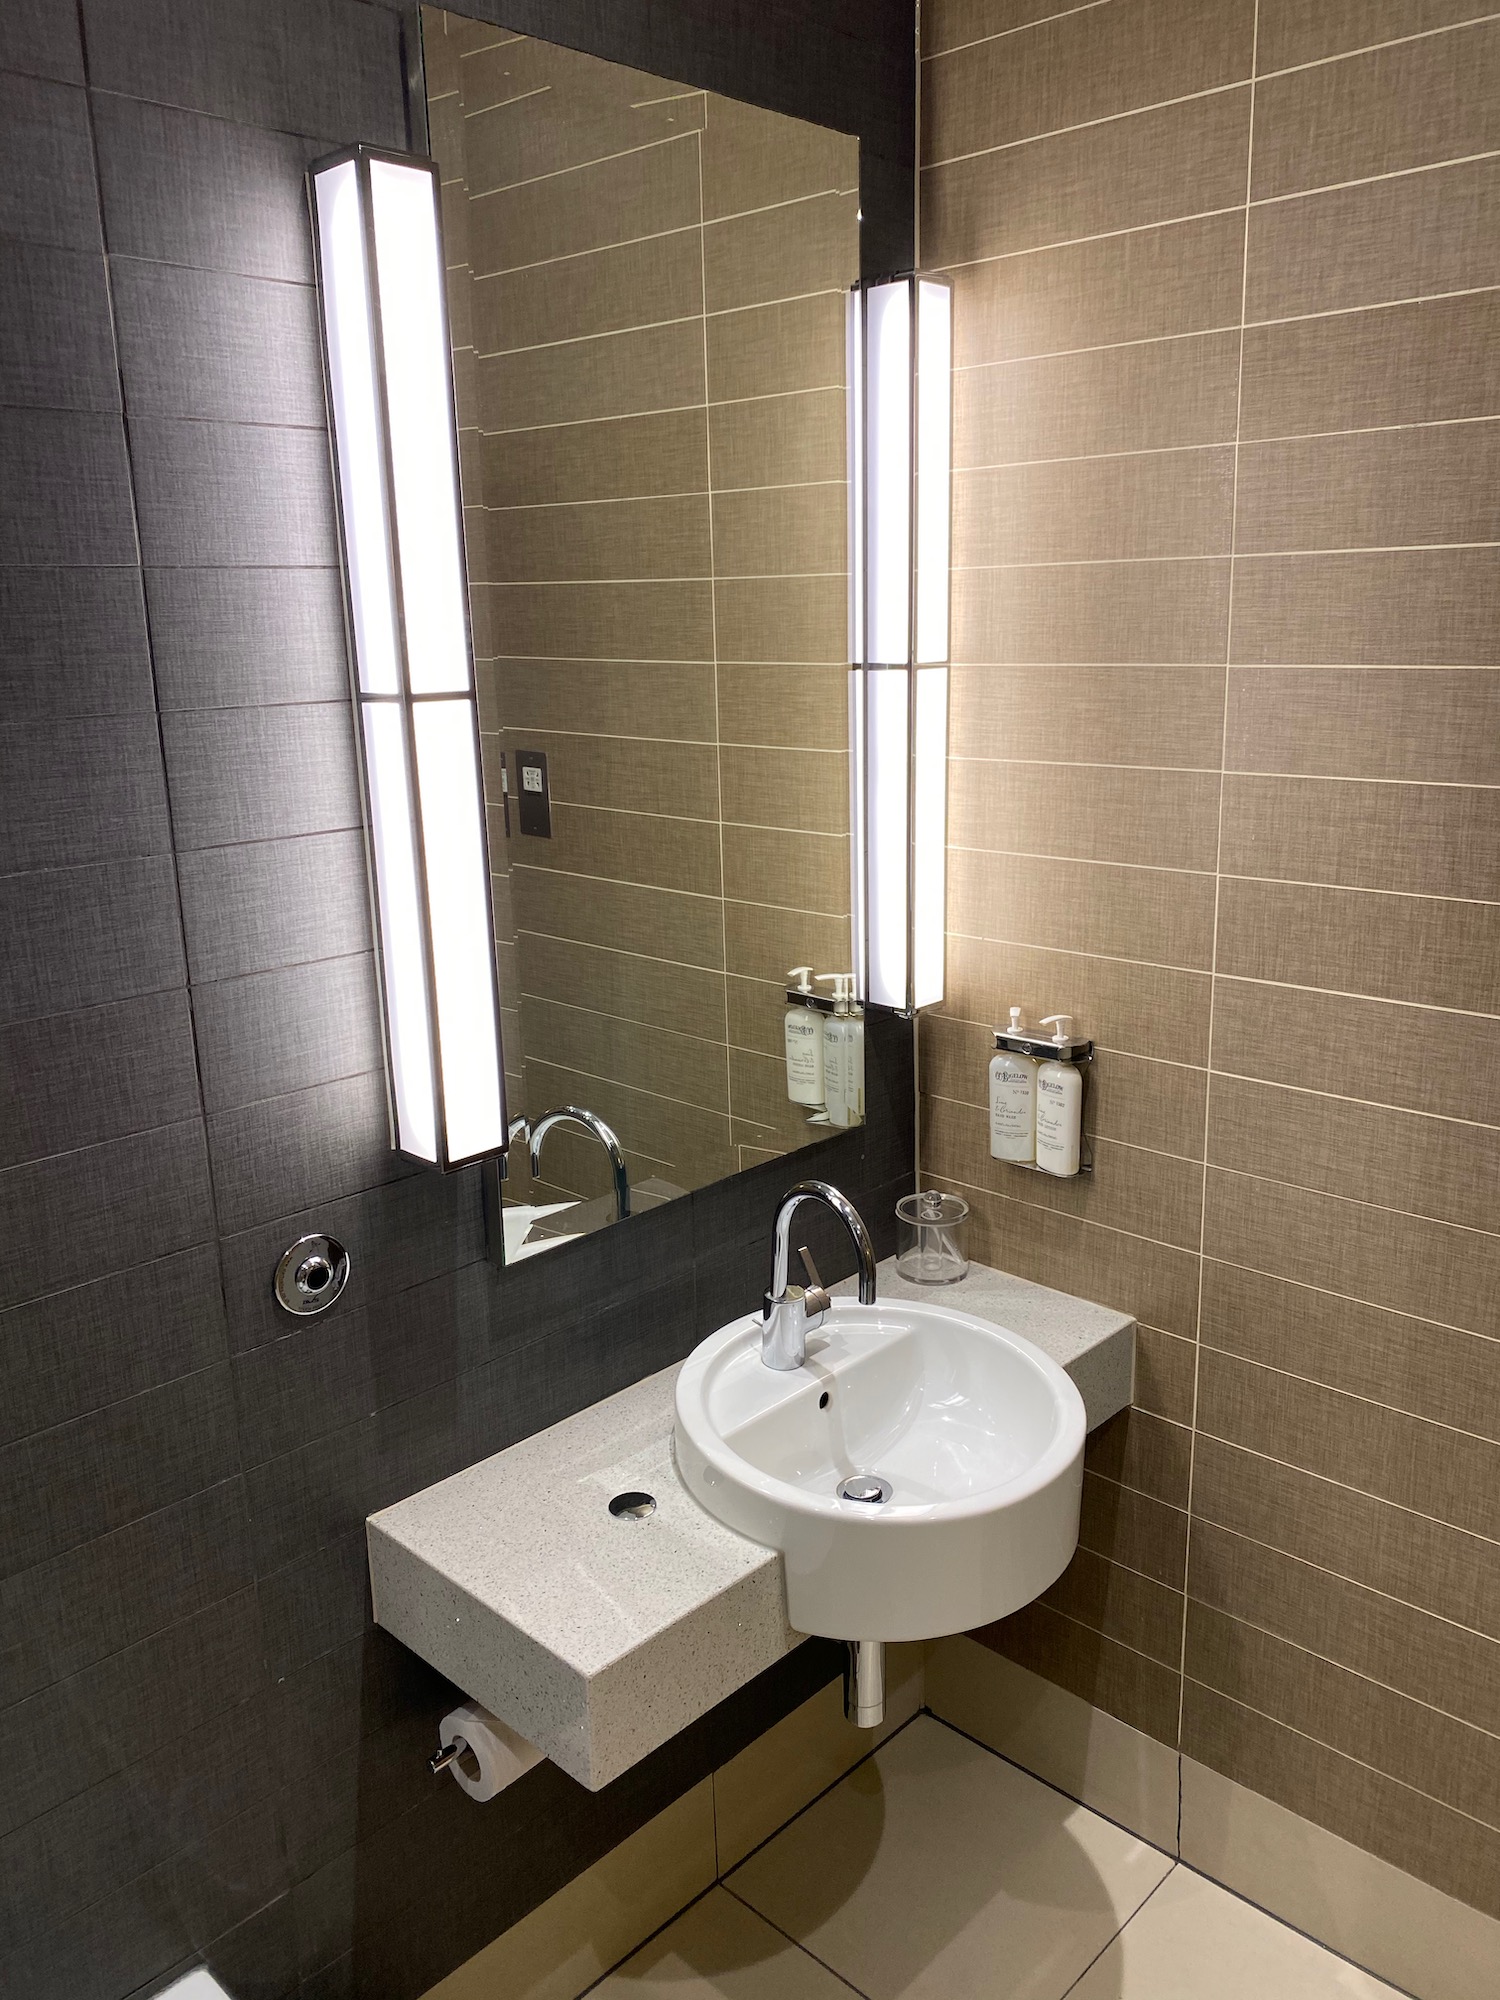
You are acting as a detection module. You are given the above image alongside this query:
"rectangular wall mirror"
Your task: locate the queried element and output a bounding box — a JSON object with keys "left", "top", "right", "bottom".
{"left": 417, "top": 10, "right": 863, "bottom": 1257}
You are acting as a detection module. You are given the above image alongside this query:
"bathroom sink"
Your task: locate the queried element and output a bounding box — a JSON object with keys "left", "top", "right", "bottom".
{"left": 673, "top": 1298, "right": 1086, "bottom": 1641}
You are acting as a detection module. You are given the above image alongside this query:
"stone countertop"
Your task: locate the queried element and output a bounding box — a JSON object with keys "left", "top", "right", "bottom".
{"left": 367, "top": 1366, "right": 794, "bottom": 1791}
{"left": 367, "top": 1255, "right": 1134, "bottom": 1791}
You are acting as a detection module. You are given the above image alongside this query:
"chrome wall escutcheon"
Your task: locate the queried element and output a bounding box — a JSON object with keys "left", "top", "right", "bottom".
{"left": 274, "top": 1234, "right": 350, "bottom": 1316}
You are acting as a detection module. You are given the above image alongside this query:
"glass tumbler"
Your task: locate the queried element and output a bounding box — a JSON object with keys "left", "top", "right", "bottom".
{"left": 895, "top": 1189, "right": 969, "bottom": 1285}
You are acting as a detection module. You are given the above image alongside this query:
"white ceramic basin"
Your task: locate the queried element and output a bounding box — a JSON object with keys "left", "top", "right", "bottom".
{"left": 673, "top": 1297, "right": 1086, "bottom": 1642}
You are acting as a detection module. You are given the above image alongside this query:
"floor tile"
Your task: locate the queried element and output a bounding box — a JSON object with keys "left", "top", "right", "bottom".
{"left": 594, "top": 1886, "right": 856, "bottom": 1996}
{"left": 1069, "top": 1864, "right": 1407, "bottom": 1997}
{"left": 726, "top": 1715, "right": 1173, "bottom": 1999}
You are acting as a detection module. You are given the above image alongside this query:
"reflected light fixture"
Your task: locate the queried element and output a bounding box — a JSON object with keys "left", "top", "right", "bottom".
{"left": 308, "top": 145, "right": 506, "bottom": 1169}
{"left": 847, "top": 273, "right": 952, "bottom": 1014}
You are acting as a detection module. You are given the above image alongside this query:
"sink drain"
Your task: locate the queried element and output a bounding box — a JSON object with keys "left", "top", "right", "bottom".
{"left": 837, "top": 1473, "right": 892, "bottom": 1505}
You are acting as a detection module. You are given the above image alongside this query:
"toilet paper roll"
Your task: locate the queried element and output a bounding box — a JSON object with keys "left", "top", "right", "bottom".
{"left": 438, "top": 1702, "right": 545, "bottom": 1802}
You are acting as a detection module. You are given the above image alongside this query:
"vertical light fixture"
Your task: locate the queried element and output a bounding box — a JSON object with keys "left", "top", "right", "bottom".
{"left": 847, "top": 274, "right": 952, "bottom": 1013}
{"left": 308, "top": 146, "right": 506, "bottom": 1170}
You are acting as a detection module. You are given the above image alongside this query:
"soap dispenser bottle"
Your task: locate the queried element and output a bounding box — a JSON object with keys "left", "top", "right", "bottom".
{"left": 989, "top": 1007, "right": 1038, "bottom": 1162}
{"left": 784, "top": 967, "right": 825, "bottom": 1109}
{"left": 1035, "top": 1015, "right": 1083, "bottom": 1177}
{"left": 818, "top": 975, "right": 852, "bottom": 1128}
{"left": 844, "top": 976, "right": 865, "bottom": 1126}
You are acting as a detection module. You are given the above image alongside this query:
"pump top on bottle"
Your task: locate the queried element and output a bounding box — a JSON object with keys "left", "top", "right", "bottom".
{"left": 783, "top": 966, "right": 825, "bottom": 1109}
{"left": 1035, "top": 1015, "right": 1083, "bottom": 1176}
{"left": 989, "top": 1007, "right": 1038, "bottom": 1162}
{"left": 817, "top": 975, "right": 855, "bottom": 1128}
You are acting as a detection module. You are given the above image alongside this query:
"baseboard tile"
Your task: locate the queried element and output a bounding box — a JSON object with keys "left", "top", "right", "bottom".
{"left": 1181, "top": 1757, "right": 1500, "bottom": 2000}
{"left": 420, "top": 1780, "right": 716, "bottom": 2000}
{"left": 925, "top": 1634, "right": 1180, "bottom": 1854}
{"left": 713, "top": 1640, "right": 926, "bottom": 1870}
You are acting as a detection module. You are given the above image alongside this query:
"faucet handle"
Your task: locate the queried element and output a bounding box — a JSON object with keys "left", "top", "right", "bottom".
{"left": 797, "top": 1245, "right": 831, "bottom": 1316}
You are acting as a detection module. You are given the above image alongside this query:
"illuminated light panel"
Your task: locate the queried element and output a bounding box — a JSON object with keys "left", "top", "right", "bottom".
{"left": 846, "top": 274, "right": 953, "bottom": 1013}
{"left": 310, "top": 147, "right": 505, "bottom": 1169}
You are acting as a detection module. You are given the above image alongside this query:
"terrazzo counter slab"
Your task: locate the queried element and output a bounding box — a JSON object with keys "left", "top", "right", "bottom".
{"left": 832, "top": 1256, "right": 1135, "bottom": 1431}
{"left": 367, "top": 1366, "right": 795, "bottom": 1790}
{"left": 368, "top": 1257, "right": 1134, "bottom": 1792}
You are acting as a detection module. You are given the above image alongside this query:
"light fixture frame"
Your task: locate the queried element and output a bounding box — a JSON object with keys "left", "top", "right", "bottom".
{"left": 847, "top": 271, "right": 953, "bottom": 1017}
{"left": 307, "top": 143, "right": 507, "bottom": 1173}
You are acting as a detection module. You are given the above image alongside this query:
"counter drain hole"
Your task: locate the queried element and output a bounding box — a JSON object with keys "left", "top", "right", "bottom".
{"left": 609, "top": 1490, "right": 656, "bottom": 1521}
{"left": 819, "top": 1391, "right": 830, "bottom": 1408}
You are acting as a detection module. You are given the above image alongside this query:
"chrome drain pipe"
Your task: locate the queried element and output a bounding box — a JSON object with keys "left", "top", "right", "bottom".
{"left": 844, "top": 1639, "right": 885, "bottom": 1728}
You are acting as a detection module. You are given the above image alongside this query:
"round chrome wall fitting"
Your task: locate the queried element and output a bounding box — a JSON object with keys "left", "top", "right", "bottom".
{"left": 608, "top": 1490, "right": 657, "bottom": 1521}
{"left": 273, "top": 1234, "right": 351, "bottom": 1317}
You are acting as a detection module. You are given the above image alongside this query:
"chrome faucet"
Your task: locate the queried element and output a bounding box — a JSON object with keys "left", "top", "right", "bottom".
{"left": 501, "top": 1113, "right": 532, "bottom": 1169}
{"left": 762, "top": 1180, "right": 876, "bottom": 1371}
{"left": 529, "top": 1105, "right": 631, "bottom": 1220}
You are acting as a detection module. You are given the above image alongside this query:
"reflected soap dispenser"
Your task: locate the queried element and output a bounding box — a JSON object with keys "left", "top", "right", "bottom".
{"left": 1035, "top": 1015, "right": 1083, "bottom": 1177}
{"left": 989, "top": 1007, "right": 1038, "bottom": 1162}
{"left": 784, "top": 967, "right": 825, "bottom": 1109}
{"left": 818, "top": 975, "right": 852, "bottom": 1129}
{"left": 844, "top": 977, "right": 865, "bottom": 1127}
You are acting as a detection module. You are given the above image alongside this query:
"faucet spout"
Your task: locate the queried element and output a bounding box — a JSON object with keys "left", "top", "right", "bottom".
{"left": 529, "top": 1106, "right": 631, "bottom": 1221}
{"left": 762, "top": 1180, "right": 876, "bottom": 1370}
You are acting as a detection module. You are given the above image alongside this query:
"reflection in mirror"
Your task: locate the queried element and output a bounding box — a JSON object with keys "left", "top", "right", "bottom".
{"left": 422, "top": 11, "right": 862, "bottom": 1258}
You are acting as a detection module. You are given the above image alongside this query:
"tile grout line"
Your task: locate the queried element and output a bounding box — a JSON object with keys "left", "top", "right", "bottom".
{"left": 944, "top": 281, "right": 1500, "bottom": 368}
{"left": 1202, "top": 1342, "right": 1500, "bottom": 1457}
{"left": 950, "top": 539, "right": 1500, "bottom": 567}
{"left": 1191, "top": 1596, "right": 1500, "bottom": 1749}
{"left": 1178, "top": 0, "right": 1260, "bottom": 1783}
{"left": 923, "top": 0, "right": 1109, "bottom": 65}
{"left": 949, "top": 758, "right": 1500, "bottom": 794}
{"left": 717, "top": 1880, "right": 874, "bottom": 1997}
{"left": 480, "top": 476, "right": 844, "bottom": 511}
{"left": 952, "top": 411, "right": 1500, "bottom": 474}
{"left": 66, "top": 2, "right": 247, "bottom": 1509}
{"left": 473, "top": 379, "right": 841, "bottom": 437}
{"left": 1190, "top": 1512, "right": 1500, "bottom": 1650}
{"left": 690, "top": 118, "right": 737, "bottom": 1134}
{"left": 923, "top": 3, "right": 1500, "bottom": 76}
{"left": 1205, "top": 1155, "right": 1500, "bottom": 1242}
{"left": 928, "top": 1049, "right": 1500, "bottom": 1137}
{"left": 1030, "top": 1595, "right": 1188, "bottom": 1676}
{"left": 929, "top": 1700, "right": 1182, "bottom": 1859}
{"left": 922, "top": 16, "right": 1500, "bottom": 169}
{"left": 716, "top": 1705, "right": 924, "bottom": 1883}
{"left": 1197, "top": 1251, "right": 1500, "bottom": 1352}
{"left": 941, "top": 930, "right": 1500, "bottom": 1016}
{"left": 1057, "top": 1862, "right": 1180, "bottom": 1998}
{"left": 1186, "top": 1676, "right": 1500, "bottom": 1840}
{"left": 571, "top": 1879, "right": 726, "bottom": 2000}
{"left": 1197, "top": 1431, "right": 1500, "bottom": 1554}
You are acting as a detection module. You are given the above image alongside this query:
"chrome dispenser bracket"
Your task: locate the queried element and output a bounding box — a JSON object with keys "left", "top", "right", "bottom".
{"left": 992, "top": 1029, "right": 1096, "bottom": 1177}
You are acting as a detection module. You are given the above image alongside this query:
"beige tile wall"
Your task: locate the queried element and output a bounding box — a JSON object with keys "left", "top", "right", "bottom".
{"left": 426, "top": 10, "right": 859, "bottom": 1201}
{"left": 922, "top": 0, "right": 1500, "bottom": 1921}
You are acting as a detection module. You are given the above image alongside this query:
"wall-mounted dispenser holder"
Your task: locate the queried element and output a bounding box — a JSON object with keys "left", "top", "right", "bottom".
{"left": 992, "top": 1025, "right": 1095, "bottom": 1177}
{"left": 785, "top": 983, "right": 837, "bottom": 1013}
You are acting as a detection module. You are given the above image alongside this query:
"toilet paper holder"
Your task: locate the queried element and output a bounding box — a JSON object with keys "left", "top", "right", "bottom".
{"left": 429, "top": 1740, "right": 476, "bottom": 1779}
{"left": 430, "top": 1701, "right": 545, "bottom": 1800}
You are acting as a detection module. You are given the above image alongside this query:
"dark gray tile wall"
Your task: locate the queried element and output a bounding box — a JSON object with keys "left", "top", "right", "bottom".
{"left": 0, "top": 3, "right": 914, "bottom": 1996}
